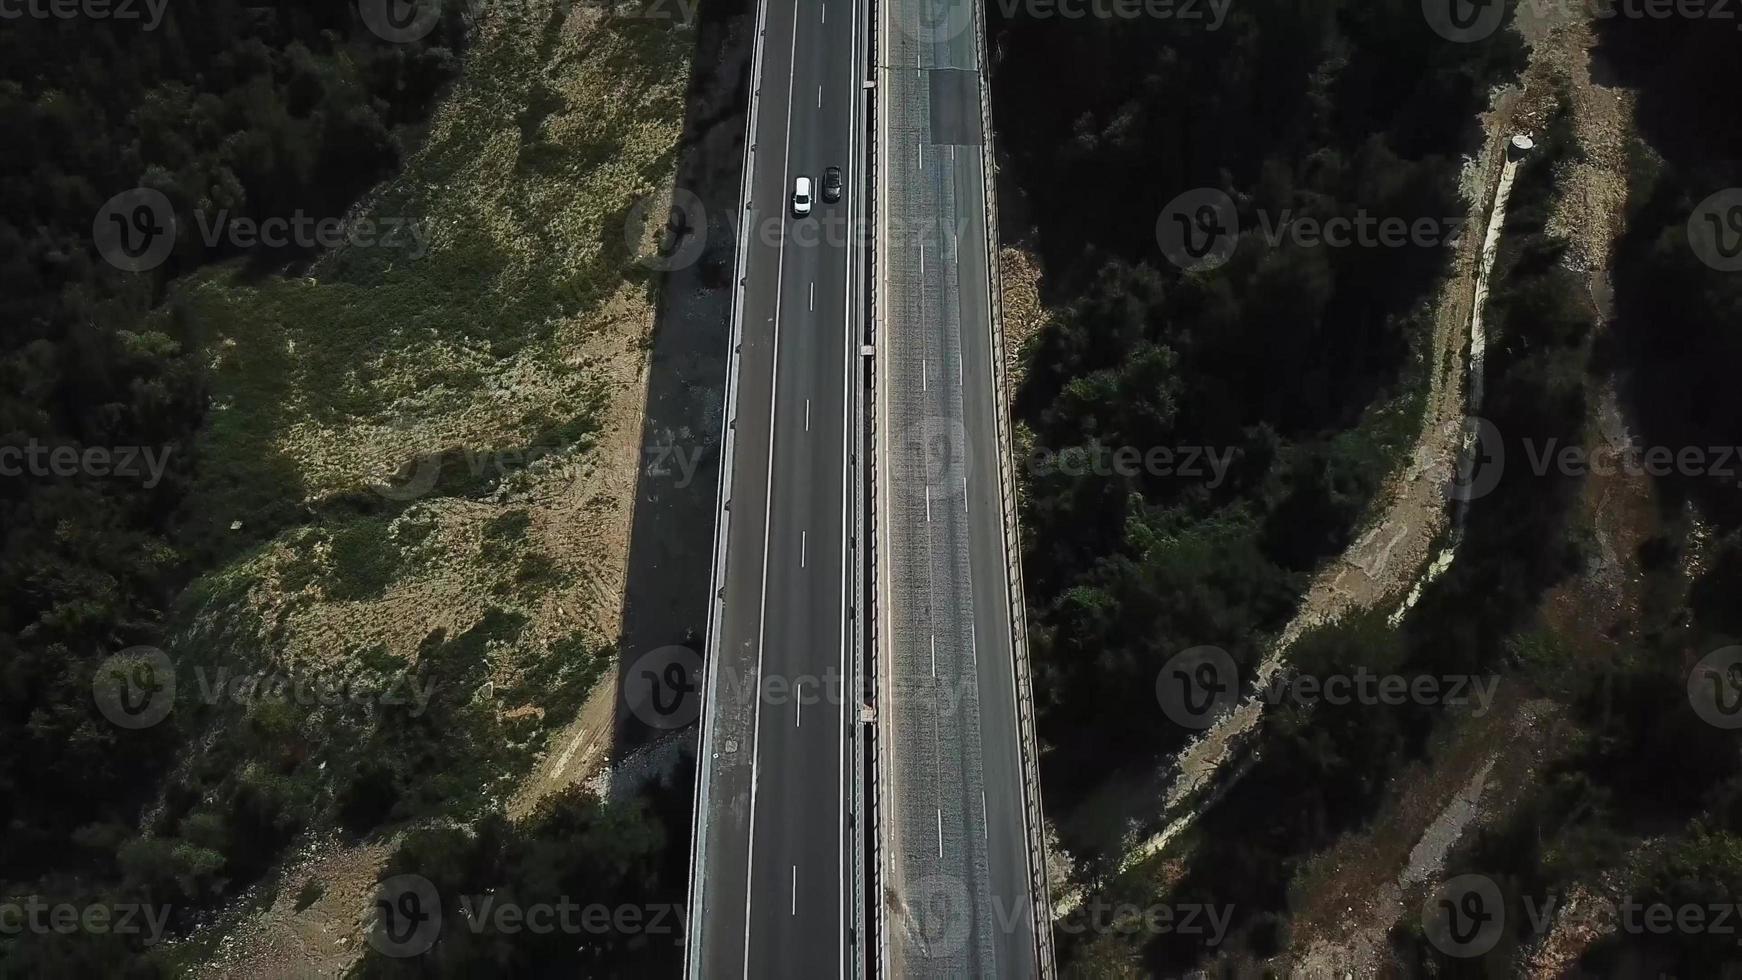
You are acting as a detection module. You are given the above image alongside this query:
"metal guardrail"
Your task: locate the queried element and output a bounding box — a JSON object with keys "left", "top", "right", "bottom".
{"left": 966, "top": 0, "right": 1057, "bottom": 971}
{"left": 853, "top": 0, "right": 878, "bottom": 972}
{"left": 869, "top": 0, "right": 892, "bottom": 975}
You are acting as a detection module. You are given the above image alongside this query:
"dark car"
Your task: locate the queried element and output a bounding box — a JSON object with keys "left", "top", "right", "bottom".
{"left": 822, "top": 166, "right": 843, "bottom": 203}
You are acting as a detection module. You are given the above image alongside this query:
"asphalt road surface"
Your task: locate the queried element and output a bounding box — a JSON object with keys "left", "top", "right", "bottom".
{"left": 686, "top": 0, "right": 867, "bottom": 973}
{"left": 876, "top": 0, "right": 1040, "bottom": 972}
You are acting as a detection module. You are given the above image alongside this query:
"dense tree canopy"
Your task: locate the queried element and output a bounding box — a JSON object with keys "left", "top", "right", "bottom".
{"left": 0, "top": 0, "right": 462, "bottom": 967}
{"left": 991, "top": 0, "right": 1525, "bottom": 833}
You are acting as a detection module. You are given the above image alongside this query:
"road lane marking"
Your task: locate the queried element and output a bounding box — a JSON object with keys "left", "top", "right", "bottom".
{"left": 801, "top": 529, "right": 807, "bottom": 568}
{"left": 963, "top": 476, "right": 968, "bottom": 515}
{"left": 805, "top": 398, "right": 811, "bottom": 431}
{"left": 925, "top": 485, "right": 931, "bottom": 522}
{"left": 921, "top": 359, "right": 927, "bottom": 392}
{"left": 797, "top": 680, "right": 804, "bottom": 727}
{"left": 809, "top": 282, "right": 814, "bottom": 310}
{"left": 931, "top": 634, "right": 937, "bottom": 677}
{"left": 919, "top": 142, "right": 923, "bottom": 169}
{"left": 982, "top": 791, "right": 989, "bottom": 829}
{"left": 739, "top": 5, "right": 802, "bottom": 968}
{"left": 792, "top": 865, "right": 798, "bottom": 915}
{"left": 818, "top": 84, "right": 822, "bottom": 108}
{"left": 937, "top": 808, "right": 944, "bottom": 858}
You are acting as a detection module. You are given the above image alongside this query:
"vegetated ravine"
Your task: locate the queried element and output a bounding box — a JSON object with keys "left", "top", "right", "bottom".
{"left": 988, "top": 0, "right": 1523, "bottom": 862}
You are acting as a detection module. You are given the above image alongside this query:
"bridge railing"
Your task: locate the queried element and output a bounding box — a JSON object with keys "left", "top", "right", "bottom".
{"left": 967, "top": 0, "right": 1057, "bottom": 970}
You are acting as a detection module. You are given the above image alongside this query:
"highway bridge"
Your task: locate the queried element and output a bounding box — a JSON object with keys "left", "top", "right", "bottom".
{"left": 684, "top": 0, "right": 1053, "bottom": 971}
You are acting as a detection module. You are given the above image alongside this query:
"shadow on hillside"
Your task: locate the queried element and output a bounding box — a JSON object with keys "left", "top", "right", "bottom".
{"left": 611, "top": 0, "right": 754, "bottom": 763}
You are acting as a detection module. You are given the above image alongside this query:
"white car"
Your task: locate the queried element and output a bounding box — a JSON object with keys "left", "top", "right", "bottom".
{"left": 792, "top": 176, "right": 813, "bottom": 217}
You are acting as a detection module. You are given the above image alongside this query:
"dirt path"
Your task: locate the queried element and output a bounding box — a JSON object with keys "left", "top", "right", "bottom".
{"left": 1286, "top": 690, "right": 1560, "bottom": 976}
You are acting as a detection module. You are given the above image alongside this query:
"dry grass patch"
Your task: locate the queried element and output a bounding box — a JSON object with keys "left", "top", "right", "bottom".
{"left": 167, "top": 3, "right": 695, "bottom": 974}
